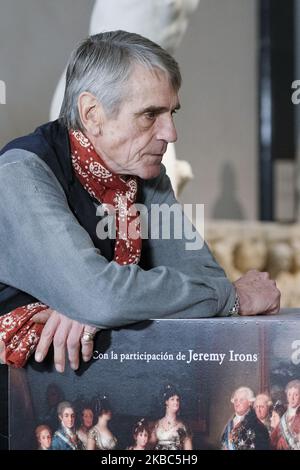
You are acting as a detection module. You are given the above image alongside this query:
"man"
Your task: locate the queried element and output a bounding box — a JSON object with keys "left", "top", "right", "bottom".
{"left": 50, "top": 0, "right": 200, "bottom": 197}
{"left": 271, "top": 379, "right": 300, "bottom": 449}
{"left": 0, "top": 31, "right": 280, "bottom": 373}
{"left": 221, "top": 386, "right": 270, "bottom": 450}
{"left": 51, "top": 401, "right": 78, "bottom": 450}
{"left": 253, "top": 393, "right": 272, "bottom": 433}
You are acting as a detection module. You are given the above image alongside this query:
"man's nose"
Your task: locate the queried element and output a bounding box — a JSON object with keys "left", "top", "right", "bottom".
{"left": 156, "top": 116, "right": 177, "bottom": 143}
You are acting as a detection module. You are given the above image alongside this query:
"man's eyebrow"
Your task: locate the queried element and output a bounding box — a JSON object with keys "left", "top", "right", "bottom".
{"left": 136, "top": 103, "right": 181, "bottom": 115}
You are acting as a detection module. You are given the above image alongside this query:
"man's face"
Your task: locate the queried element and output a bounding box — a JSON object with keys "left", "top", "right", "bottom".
{"left": 254, "top": 399, "right": 269, "bottom": 421}
{"left": 93, "top": 64, "right": 179, "bottom": 180}
{"left": 232, "top": 392, "right": 250, "bottom": 416}
{"left": 39, "top": 429, "right": 52, "bottom": 449}
{"left": 287, "top": 387, "right": 300, "bottom": 408}
{"left": 60, "top": 407, "right": 75, "bottom": 429}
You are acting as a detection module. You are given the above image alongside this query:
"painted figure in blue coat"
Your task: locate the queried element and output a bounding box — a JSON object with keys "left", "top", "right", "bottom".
{"left": 51, "top": 401, "right": 79, "bottom": 450}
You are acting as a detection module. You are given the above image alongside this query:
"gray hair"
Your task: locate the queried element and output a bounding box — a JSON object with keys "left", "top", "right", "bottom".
{"left": 254, "top": 393, "right": 272, "bottom": 407}
{"left": 231, "top": 386, "right": 255, "bottom": 404}
{"left": 285, "top": 379, "right": 300, "bottom": 394}
{"left": 59, "top": 30, "right": 181, "bottom": 131}
{"left": 57, "top": 400, "right": 74, "bottom": 417}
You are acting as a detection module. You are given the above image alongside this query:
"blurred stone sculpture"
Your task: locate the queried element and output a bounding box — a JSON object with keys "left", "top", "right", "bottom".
{"left": 50, "top": 0, "right": 199, "bottom": 196}
{"left": 284, "top": 239, "right": 300, "bottom": 307}
{"left": 291, "top": 239, "right": 300, "bottom": 273}
{"left": 233, "top": 238, "right": 267, "bottom": 273}
{"left": 210, "top": 240, "right": 241, "bottom": 281}
{"left": 267, "top": 242, "right": 293, "bottom": 280}
{"left": 205, "top": 221, "right": 300, "bottom": 307}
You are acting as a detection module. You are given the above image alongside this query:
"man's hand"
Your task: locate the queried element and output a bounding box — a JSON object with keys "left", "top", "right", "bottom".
{"left": 32, "top": 309, "right": 98, "bottom": 373}
{"left": 233, "top": 269, "right": 281, "bottom": 316}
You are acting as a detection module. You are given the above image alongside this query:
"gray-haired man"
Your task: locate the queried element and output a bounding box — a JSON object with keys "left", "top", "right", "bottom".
{"left": 0, "top": 31, "right": 280, "bottom": 372}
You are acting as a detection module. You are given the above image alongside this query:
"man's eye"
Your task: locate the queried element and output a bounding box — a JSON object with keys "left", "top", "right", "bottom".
{"left": 144, "top": 112, "right": 156, "bottom": 120}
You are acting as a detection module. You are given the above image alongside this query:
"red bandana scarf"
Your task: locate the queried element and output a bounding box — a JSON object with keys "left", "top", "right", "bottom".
{"left": 69, "top": 129, "right": 141, "bottom": 265}
{"left": 0, "top": 129, "right": 141, "bottom": 367}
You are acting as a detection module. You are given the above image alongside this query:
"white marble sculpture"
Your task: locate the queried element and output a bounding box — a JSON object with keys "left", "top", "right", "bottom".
{"left": 50, "top": 0, "right": 199, "bottom": 196}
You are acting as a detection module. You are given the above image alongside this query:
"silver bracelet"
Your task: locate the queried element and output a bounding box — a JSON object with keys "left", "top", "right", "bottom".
{"left": 228, "top": 293, "right": 240, "bottom": 316}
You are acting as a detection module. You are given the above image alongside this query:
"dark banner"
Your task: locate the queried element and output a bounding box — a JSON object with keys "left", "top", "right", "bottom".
{"left": 5, "top": 312, "right": 300, "bottom": 451}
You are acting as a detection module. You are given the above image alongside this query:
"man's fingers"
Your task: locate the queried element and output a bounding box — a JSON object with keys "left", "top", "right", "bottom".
{"left": 266, "top": 304, "right": 280, "bottom": 315}
{"left": 81, "top": 338, "right": 95, "bottom": 363}
{"left": 81, "top": 326, "right": 98, "bottom": 362}
{"left": 0, "top": 340, "right": 6, "bottom": 364}
{"left": 67, "top": 322, "right": 84, "bottom": 370}
{"left": 263, "top": 292, "right": 280, "bottom": 315}
{"left": 32, "top": 308, "right": 53, "bottom": 324}
{"left": 35, "top": 312, "right": 60, "bottom": 363}
{"left": 235, "top": 267, "right": 282, "bottom": 316}
{"left": 260, "top": 271, "right": 270, "bottom": 280}
{"left": 35, "top": 310, "right": 99, "bottom": 370}
{"left": 53, "top": 318, "right": 72, "bottom": 373}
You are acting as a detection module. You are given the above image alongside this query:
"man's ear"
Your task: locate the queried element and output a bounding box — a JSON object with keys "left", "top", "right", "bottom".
{"left": 77, "top": 92, "right": 104, "bottom": 136}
